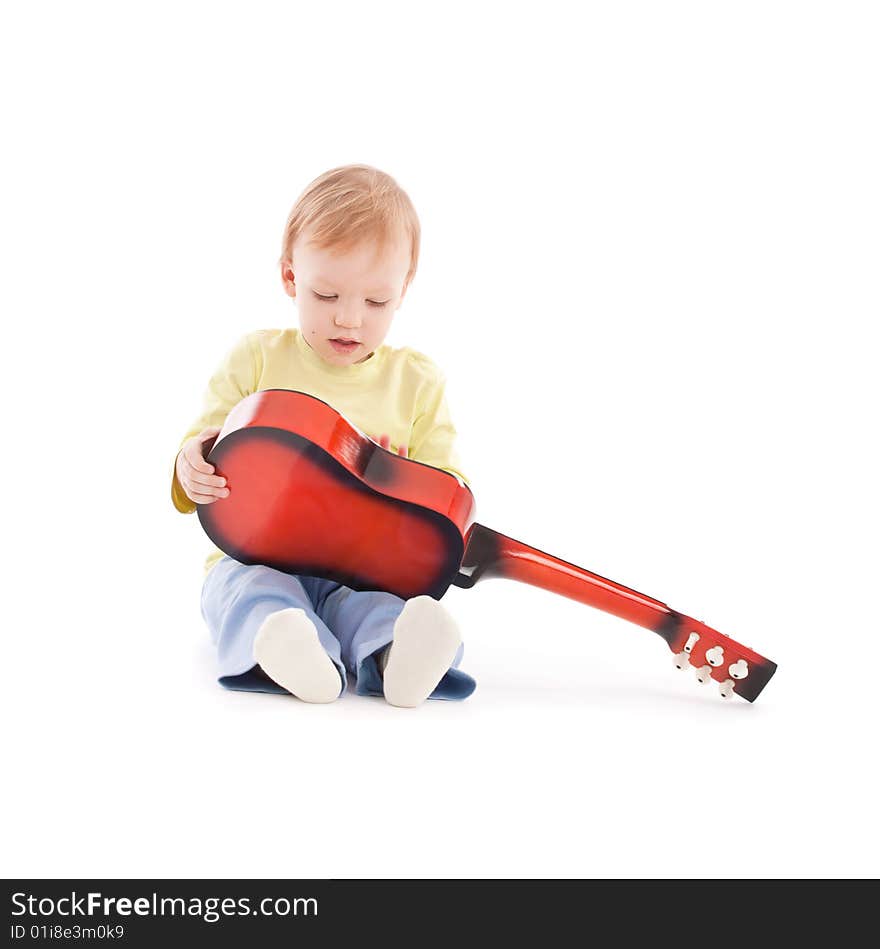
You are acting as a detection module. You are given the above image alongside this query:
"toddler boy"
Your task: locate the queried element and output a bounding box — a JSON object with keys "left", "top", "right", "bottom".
{"left": 171, "top": 164, "right": 476, "bottom": 707}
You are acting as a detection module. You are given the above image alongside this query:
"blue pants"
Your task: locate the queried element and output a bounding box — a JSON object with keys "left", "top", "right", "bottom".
{"left": 200, "top": 556, "right": 476, "bottom": 700}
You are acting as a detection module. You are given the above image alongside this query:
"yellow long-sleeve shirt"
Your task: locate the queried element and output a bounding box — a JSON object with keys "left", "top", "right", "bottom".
{"left": 171, "top": 327, "right": 469, "bottom": 575}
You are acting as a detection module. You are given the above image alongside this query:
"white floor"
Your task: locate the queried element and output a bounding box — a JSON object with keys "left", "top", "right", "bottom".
{"left": 5, "top": 546, "right": 875, "bottom": 879}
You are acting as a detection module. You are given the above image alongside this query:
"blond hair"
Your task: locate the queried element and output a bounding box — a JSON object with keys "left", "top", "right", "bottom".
{"left": 279, "top": 164, "right": 421, "bottom": 289}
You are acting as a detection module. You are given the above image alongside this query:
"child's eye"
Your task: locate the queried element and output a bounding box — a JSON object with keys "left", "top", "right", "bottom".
{"left": 312, "top": 291, "right": 388, "bottom": 307}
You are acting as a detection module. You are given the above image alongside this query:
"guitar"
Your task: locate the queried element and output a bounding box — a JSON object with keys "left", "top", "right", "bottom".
{"left": 197, "top": 389, "right": 778, "bottom": 703}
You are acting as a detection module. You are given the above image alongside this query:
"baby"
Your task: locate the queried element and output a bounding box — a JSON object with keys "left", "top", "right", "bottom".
{"left": 171, "top": 164, "right": 476, "bottom": 707}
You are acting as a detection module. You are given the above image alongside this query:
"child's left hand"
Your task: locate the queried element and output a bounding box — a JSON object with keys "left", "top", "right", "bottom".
{"left": 378, "top": 433, "right": 408, "bottom": 458}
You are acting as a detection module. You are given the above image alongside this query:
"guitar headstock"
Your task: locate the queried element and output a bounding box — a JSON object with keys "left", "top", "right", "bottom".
{"left": 658, "top": 611, "right": 777, "bottom": 702}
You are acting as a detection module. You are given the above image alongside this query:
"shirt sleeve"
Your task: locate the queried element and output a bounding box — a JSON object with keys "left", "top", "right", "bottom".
{"left": 408, "top": 373, "right": 469, "bottom": 486}
{"left": 170, "top": 334, "right": 261, "bottom": 514}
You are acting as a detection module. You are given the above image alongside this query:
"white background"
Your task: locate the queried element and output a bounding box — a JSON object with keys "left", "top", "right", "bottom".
{"left": 2, "top": 1, "right": 877, "bottom": 879}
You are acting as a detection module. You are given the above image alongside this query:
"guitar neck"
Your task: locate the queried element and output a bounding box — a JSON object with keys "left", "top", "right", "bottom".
{"left": 453, "top": 522, "right": 673, "bottom": 632}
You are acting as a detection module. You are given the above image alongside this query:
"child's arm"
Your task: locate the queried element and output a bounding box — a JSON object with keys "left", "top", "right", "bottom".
{"left": 171, "top": 333, "right": 262, "bottom": 514}
{"left": 405, "top": 375, "right": 469, "bottom": 485}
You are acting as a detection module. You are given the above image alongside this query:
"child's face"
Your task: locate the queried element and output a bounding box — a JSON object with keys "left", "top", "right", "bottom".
{"left": 282, "top": 231, "right": 411, "bottom": 367}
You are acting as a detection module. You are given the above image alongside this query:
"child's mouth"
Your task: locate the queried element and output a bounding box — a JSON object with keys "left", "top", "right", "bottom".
{"left": 329, "top": 338, "right": 361, "bottom": 354}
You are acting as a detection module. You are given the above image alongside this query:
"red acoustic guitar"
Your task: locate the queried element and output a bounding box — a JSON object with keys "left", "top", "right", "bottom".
{"left": 197, "top": 389, "right": 778, "bottom": 703}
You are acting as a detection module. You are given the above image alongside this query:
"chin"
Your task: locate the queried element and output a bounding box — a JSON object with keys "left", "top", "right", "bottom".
{"left": 323, "top": 347, "right": 358, "bottom": 365}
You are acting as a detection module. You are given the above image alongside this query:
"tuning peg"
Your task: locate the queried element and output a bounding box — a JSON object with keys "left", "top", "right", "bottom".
{"left": 719, "top": 679, "right": 735, "bottom": 699}
{"left": 684, "top": 632, "right": 700, "bottom": 654}
{"left": 729, "top": 659, "right": 749, "bottom": 680}
{"left": 694, "top": 665, "right": 713, "bottom": 685}
{"left": 706, "top": 645, "right": 725, "bottom": 667}
{"left": 673, "top": 651, "right": 691, "bottom": 670}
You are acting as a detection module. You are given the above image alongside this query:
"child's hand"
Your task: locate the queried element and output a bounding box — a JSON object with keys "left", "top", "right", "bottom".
{"left": 175, "top": 426, "right": 229, "bottom": 504}
{"left": 378, "top": 433, "right": 408, "bottom": 458}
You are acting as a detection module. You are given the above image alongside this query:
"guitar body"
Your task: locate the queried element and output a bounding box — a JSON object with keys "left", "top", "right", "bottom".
{"left": 197, "top": 389, "right": 475, "bottom": 600}
{"left": 197, "top": 389, "right": 778, "bottom": 703}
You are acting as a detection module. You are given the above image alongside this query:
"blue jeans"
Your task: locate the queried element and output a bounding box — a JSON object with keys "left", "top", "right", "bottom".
{"left": 200, "top": 556, "right": 476, "bottom": 700}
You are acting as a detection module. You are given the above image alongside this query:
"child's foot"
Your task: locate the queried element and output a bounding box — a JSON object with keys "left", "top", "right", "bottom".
{"left": 380, "top": 595, "right": 462, "bottom": 708}
{"left": 253, "top": 608, "right": 342, "bottom": 703}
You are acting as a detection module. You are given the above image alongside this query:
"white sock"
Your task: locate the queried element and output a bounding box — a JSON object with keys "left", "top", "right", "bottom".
{"left": 253, "top": 608, "right": 342, "bottom": 704}
{"left": 382, "top": 595, "right": 462, "bottom": 708}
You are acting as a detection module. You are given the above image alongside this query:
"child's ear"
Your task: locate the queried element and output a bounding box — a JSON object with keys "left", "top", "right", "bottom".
{"left": 280, "top": 259, "right": 297, "bottom": 300}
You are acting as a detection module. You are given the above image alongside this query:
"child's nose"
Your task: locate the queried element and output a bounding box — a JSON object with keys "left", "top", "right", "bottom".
{"left": 334, "top": 305, "right": 362, "bottom": 329}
